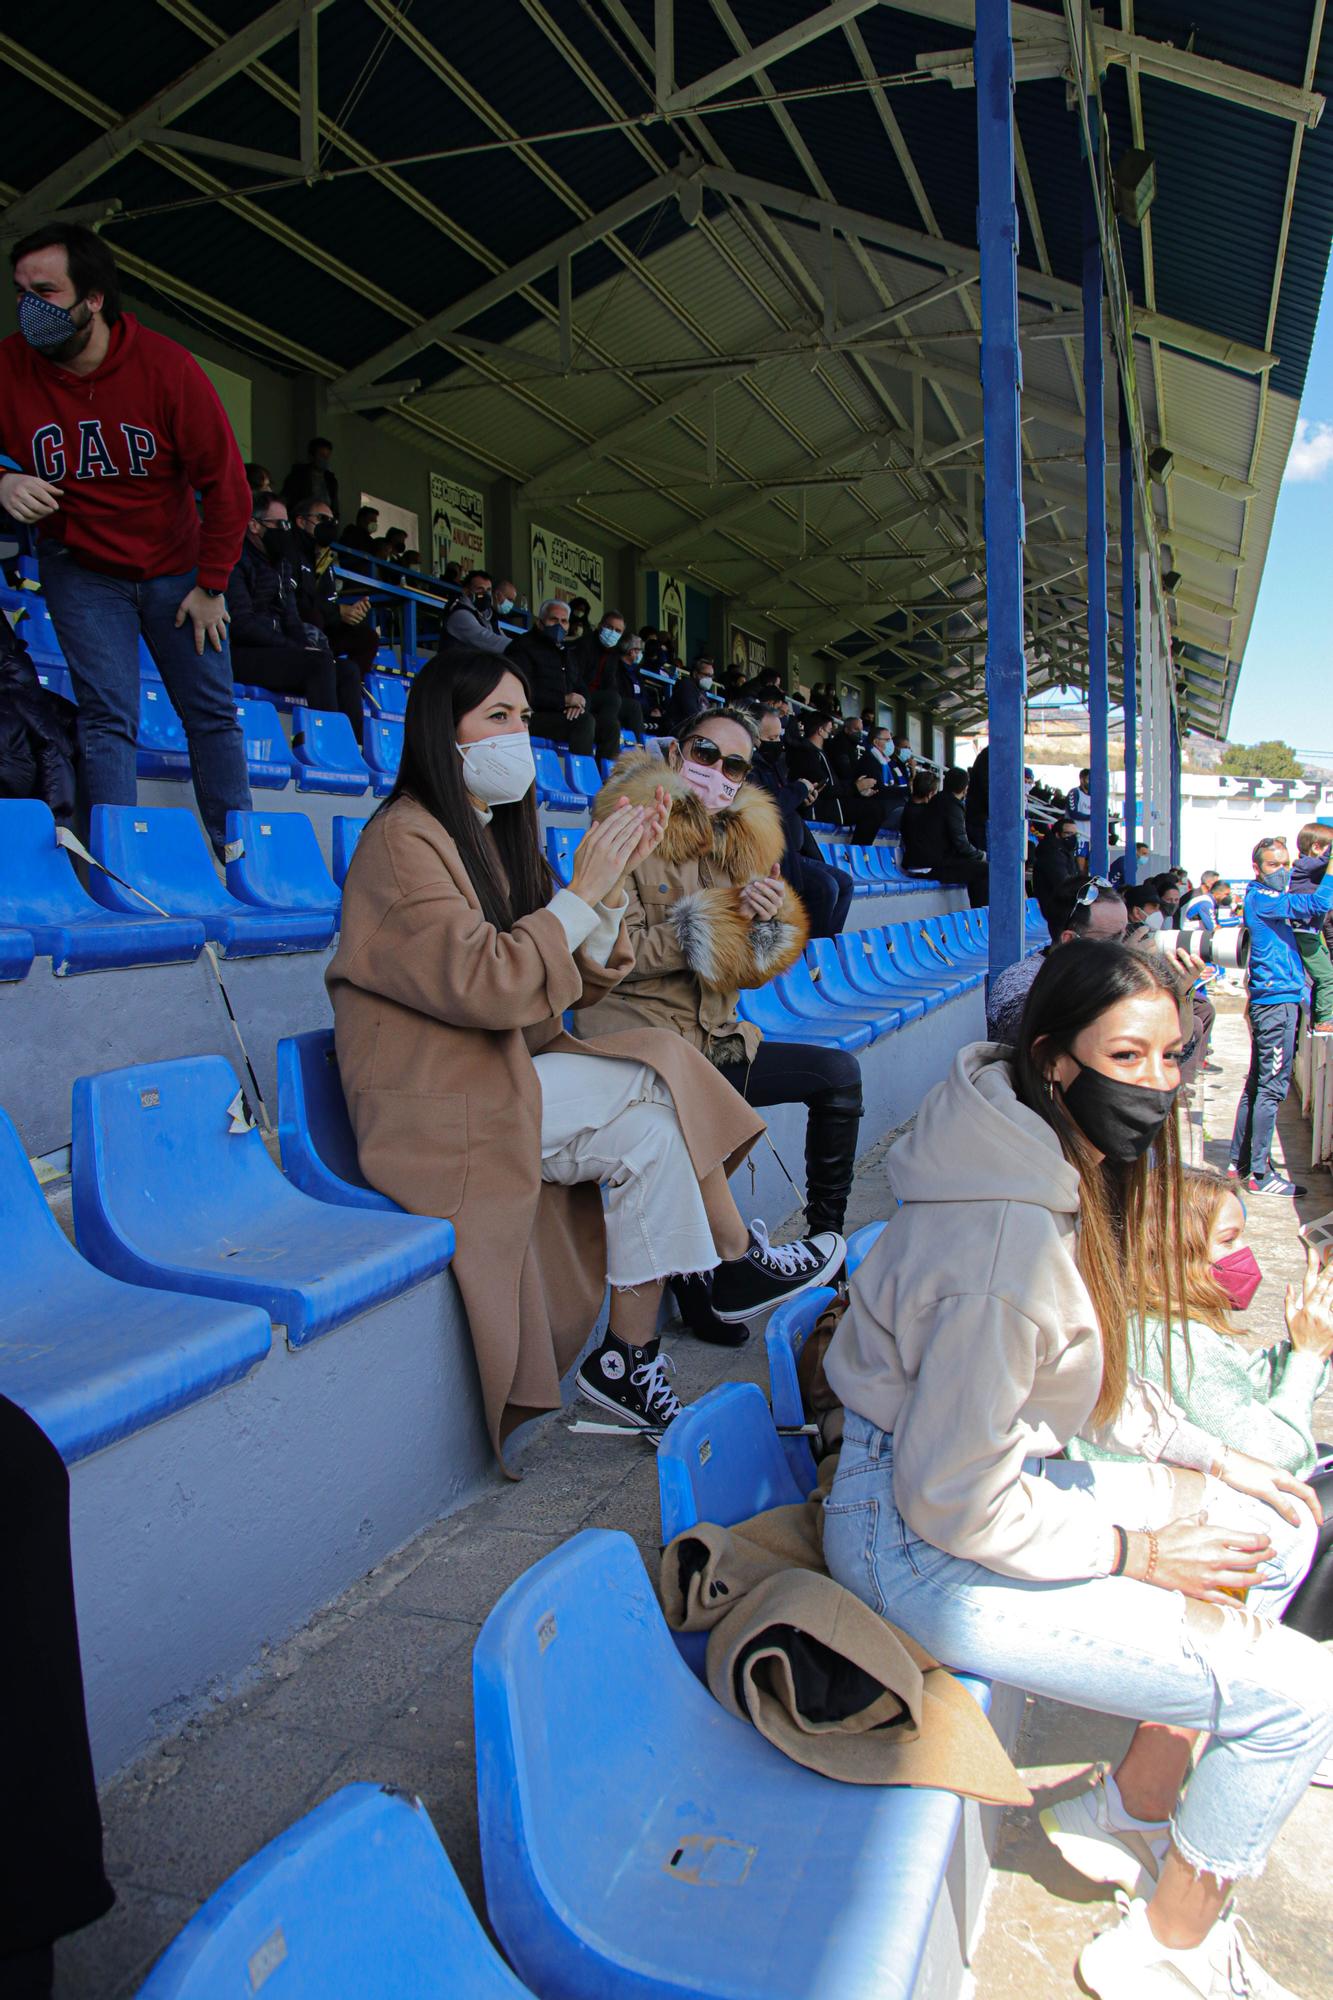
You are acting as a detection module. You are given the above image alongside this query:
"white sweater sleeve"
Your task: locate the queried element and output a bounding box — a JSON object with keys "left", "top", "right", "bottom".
{"left": 545, "top": 888, "right": 628, "bottom": 967}
{"left": 892, "top": 1292, "right": 1119, "bottom": 1581}
{"left": 1083, "top": 1373, "right": 1217, "bottom": 1472}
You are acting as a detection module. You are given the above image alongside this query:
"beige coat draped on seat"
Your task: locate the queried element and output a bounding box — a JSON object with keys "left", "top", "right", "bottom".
{"left": 327, "top": 797, "right": 764, "bottom": 1460}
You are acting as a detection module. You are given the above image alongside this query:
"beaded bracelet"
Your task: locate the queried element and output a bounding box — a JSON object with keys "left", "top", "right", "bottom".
{"left": 1110, "top": 1525, "right": 1129, "bottom": 1576}
{"left": 1145, "top": 1530, "right": 1159, "bottom": 1583}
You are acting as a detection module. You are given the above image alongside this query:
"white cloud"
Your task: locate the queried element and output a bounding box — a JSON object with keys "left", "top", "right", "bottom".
{"left": 1284, "top": 417, "right": 1333, "bottom": 483}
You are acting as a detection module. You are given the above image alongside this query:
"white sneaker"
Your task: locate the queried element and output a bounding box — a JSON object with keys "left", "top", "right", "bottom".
{"left": 1079, "top": 1893, "right": 1302, "bottom": 1998}
{"left": 1311, "top": 1747, "right": 1333, "bottom": 1788}
{"left": 1039, "top": 1772, "right": 1169, "bottom": 1895}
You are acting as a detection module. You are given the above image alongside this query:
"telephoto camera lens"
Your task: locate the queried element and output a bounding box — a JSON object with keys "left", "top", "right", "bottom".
{"left": 1155, "top": 926, "right": 1244, "bottom": 970}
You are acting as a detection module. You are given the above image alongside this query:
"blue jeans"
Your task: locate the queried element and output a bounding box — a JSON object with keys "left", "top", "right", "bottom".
{"left": 38, "top": 544, "right": 251, "bottom": 854}
{"left": 824, "top": 1414, "right": 1333, "bottom": 1879}
{"left": 1229, "top": 1000, "right": 1299, "bottom": 1184}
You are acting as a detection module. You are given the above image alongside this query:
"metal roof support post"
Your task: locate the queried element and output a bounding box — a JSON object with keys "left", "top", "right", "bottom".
{"left": 976, "top": 0, "right": 1026, "bottom": 982}
{"left": 1082, "top": 118, "right": 1110, "bottom": 883}
{"left": 1118, "top": 391, "right": 1138, "bottom": 888}
{"left": 1169, "top": 704, "right": 1182, "bottom": 868}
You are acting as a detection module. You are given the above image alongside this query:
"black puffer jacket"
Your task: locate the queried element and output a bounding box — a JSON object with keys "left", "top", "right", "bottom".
{"left": 0, "top": 612, "right": 77, "bottom": 819}
{"left": 505, "top": 623, "right": 587, "bottom": 711}
{"left": 225, "top": 537, "right": 307, "bottom": 648}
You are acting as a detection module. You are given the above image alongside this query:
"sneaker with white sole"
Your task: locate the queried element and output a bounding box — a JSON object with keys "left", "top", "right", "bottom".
{"left": 1040, "top": 1772, "right": 1168, "bottom": 1896}
{"left": 574, "top": 1337, "right": 681, "bottom": 1436}
{"left": 709, "top": 1220, "right": 846, "bottom": 1324}
{"left": 1079, "top": 1892, "right": 1302, "bottom": 1999}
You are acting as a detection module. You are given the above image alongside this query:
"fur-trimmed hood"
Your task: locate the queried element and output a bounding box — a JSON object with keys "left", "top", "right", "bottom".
{"left": 594, "top": 748, "right": 786, "bottom": 886}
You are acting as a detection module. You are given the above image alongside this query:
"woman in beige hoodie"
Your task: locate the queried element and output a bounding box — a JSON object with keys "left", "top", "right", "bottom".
{"left": 823, "top": 942, "right": 1330, "bottom": 2000}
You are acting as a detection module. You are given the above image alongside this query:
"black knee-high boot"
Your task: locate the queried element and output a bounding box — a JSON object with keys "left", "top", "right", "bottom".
{"left": 803, "top": 1079, "right": 863, "bottom": 1235}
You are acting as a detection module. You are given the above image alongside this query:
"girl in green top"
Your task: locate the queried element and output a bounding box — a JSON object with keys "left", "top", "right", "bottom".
{"left": 1072, "top": 1167, "right": 1333, "bottom": 1478}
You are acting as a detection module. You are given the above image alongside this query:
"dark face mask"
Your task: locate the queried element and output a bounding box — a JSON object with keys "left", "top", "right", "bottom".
{"left": 261, "top": 524, "right": 292, "bottom": 563}
{"left": 309, "top": 518, "right": 337, "bottom": 546}
{"left": 1062, "top": 834, "right": 1078, "bottom": 852}
{"left": 1061, "top": 1060, "right": 1178, "bottom": 1161}
{"left": 471, "top": 591, "right": 492, "bottom": 612}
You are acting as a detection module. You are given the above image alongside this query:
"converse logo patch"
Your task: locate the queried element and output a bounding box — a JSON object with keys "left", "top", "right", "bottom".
{"left": 600, "top": 1350, "right": 626, "bottom": 1380}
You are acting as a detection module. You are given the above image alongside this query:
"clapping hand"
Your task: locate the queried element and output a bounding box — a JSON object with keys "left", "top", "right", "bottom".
{"left": 1286, "top": 1243, "right": 1333, "bottom": 1360}
{"left": 739, "top": 863, "right": 786, "bottom": 922}
{"left": 568, "top": 801, "right": 646, "bottom": 907}
{"left": 627, "top": 784, "right": 671, "bottom": 869}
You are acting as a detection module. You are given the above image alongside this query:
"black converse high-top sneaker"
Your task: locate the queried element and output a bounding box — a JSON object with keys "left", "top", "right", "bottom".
{"left": 709, "top": 1220, "right": 846, "bottom": 1324}
{"left": 575, "top": 1333, "right": 682, "bottom": 1435}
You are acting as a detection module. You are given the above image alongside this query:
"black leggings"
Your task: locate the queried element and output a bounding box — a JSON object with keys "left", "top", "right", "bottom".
{"left": 232, "top": 643, "right": 365, "bottom": 746}
{"left": 0, "top": 1398, "right": 114, "bottom": 1970}
{"left": 715, "top": 1039, "right": 863, "bottom": 1236}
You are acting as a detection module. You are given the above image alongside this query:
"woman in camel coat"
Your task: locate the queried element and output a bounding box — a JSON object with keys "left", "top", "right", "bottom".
{"left": 328, "top": 651, "right": 839, "bottom": 1460}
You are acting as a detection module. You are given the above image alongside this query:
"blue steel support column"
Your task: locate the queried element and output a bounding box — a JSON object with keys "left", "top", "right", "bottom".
{"left": 1083, "top": 125, "right": 1110, "bottom": 880}
{"left": 1118, "top": 392, "right": 1137, "bottom": 886}
{"left": 976, "top": 0, "right": 1026, "bottom": 981}
{"left": 1170, "top": 703, "right": 1182, "bottom": 864}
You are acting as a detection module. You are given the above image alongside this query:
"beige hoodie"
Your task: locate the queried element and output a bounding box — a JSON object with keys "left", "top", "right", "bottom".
{"left": 824, "top": 1043, "right": 1217, "bottom": 1582}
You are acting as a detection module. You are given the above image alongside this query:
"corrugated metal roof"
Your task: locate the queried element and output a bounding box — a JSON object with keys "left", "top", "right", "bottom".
{"left": 1, "top": 0, "right": 1329, "bottom": 730}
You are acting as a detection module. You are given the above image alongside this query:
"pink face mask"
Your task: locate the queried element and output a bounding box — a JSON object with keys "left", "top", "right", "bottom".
{"left": 1211, "top": 1246, "right": 1262, "bottom": 1313}
{"left": 680, "top": 758, "right": 740, "bottom": 812}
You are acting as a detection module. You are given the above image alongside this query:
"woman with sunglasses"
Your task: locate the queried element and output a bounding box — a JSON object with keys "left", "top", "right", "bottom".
{"left": 330, "top": 654, "right": 840, "bottom": 1449}
{"left": 577, "top": 707, "right": 860, "bottom": 1345}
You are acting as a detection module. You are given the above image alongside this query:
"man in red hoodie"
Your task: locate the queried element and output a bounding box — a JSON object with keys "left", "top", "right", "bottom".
{"left": 0, "top": 224, "right": 251, "bottom": 851}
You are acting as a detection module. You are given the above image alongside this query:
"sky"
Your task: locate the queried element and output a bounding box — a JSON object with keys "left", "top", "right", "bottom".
{"left": 1226, "top": 278, "right": 1333, "bottom": 754}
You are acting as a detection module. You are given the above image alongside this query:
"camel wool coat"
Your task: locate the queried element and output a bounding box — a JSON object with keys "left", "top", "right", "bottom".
{"left": 327, "top": 797, "right": 764, "bottom": 1460}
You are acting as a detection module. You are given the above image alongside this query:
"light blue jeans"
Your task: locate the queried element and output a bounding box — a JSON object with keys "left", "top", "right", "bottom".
{"left": 823, "top": 1413, "right": 1333, "bottom": 1879}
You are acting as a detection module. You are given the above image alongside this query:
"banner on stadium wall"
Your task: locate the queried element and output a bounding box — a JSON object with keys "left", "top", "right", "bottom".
{"left": 656, "top": 572, "right": 686, "bottom": 656}
{"left": 730, "top": 625, "right": 768, "bottom": 675}
{"left": 531, "top": 525, "right": 603, "bottom": 606}
{"left": 430, "top": 474, "right": 485, "bottom": 575}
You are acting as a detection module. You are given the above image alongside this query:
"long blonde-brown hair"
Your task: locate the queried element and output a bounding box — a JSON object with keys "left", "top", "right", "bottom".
{"left": 1013, "top": 942, "right": 1189, "bottom": 1422}
{"left": 1144, "top": 1167, "right": 1236, "bottom": 1343}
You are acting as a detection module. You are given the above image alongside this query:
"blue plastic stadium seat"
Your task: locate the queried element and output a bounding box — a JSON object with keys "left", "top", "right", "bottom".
{"left": 331, "top": 813, "right": 372, "bottom": 888}
{"left": 136, "top": 1785, "right": 529, "bottom": 1999}
{"left": 35, "top": 664, "right": 75, "bottom": 704}
{"left": 545, "top": 825, "right": 581, "bottom": 887}
{"left": 72, "top": 1056, "right": 455, "bottom": 1348}
{"left": 764, "top": 1289, "right": 834, "bottom": 1489}
{"left": 0, "top": 798, "right": 205, "bottom": 975}
{"left": 277, "top": 1030, "right": 398, "bottom": 1212}
{"left": 863, "top": 927, "right": 948, "bottom": 1012}
{"left": 292, "top": 710, "right": 372, "bottom": 796}
{"left": 0, "top": 1106, "right": 269, "bottom": 1464}
{"left": 475, "top": 1528, "right": 982, "bottom": 2000}
{"left": 533, "top": 746, "right": 584, "bottom": 811}
{"left": 737, "top": 981, "right": 872, "bottom": 1052}
{"left": 659, "top": 1382, "right": 807, "bottom": 1546}
{"left": 138, "top": 636, "right": 161, "bottom": 678}
{"left": 848, "top": 1219, "right": 888, "bottom": 1271}
{"left": 18, "top": 600, "right": 65, "bottom": 664}
{"left": 91, "top": 805, "right": 336, "bottom": 957}
{"left": 137, "top": 681, "right": 191, "bottom": 780}
{"left": 363, "top": 671, "right": 409, "bottom": 716}
{"left": 234, "top": 698, "right": 293, "bottom": 789}
{"left": 0, "top": 927, "right": 35, "bottom": 980}
{"left": 564, "top": 753, "right": 604, "bottom": 804}
{"left": 774, "top": 958, "right": 891, "bottom": 1042}
{"left": 806, "top": 938, "right": 905, "bottom": 1036}
{"left": 832, "top": 931, "right": 926, "bottom": 1022}
{"left": 225, "top": 811, "right": 341, "bottom": 918}
{"left": 363, "top": 717, "right": 403, "bottom": 796}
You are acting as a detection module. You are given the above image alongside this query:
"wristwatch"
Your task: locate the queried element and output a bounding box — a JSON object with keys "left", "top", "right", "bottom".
{"left": 200, "top": 586, "right": 224, "bottom": 598}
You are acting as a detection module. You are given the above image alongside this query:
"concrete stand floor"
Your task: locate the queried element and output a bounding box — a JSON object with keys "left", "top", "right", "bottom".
{"left": 57, "top": 997, "right": 1333, "bottom": 1997}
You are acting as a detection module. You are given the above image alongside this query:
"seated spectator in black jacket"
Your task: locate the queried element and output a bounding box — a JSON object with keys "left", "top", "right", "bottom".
{"left": 751, "top": 708, "right": 852, "bottom": 939}
{"left": 787, "top": 711, "right": 841, "bottom": 824}
{"left": 566, "top": 595, "right": 591, "bottom": 642}
{"left": 899, "top": 769, "right": 939, "bottom": 867}
{"left": 617, "top": 630, "right": 651, "bottom": 740}
{"left": 383, "top": 526, "right": 408, "bottom": 566}
{"left": 904, "top": 764, "right": 984, "bottom": 908}
{"left": 567, "top": 607, "right": 645, "bottom": 754}
{"left": 0, "top": 611, "right": 75, "bottom": 820}
{"left": 886, "top": 733, "right": 914, "bottom": 791}
{"left": 742, "top": 665, "right": 784, "bottom": 704}
{"left": 505, "top": 597, "right": 600, "bottom": 756}
{"left": 848, "top": 725, "right": 898, "bottom": 845}
{"left": 667, "top": 655, "right": 717, "bottom": 731}
{"left": 825, "top": 715, "right": 865, "bottom": 798}
{"left": 441, "top": 570, "right": 512, "bottom": 657}
{"left": 226, "top": 493, "right": 363, "bottom": 742}
{"left": 965, "top": 743, "right": 989, "bottom": 850}
{"left": 339, "top": 504, "right": 379, "bottom": 573}
{"left": 282, "top": 436, "right": 339, "bottom": 521}
{"left": 1032, "top": 813, "right": 1083, "bottom": 937}
{"left": 291, "top": 496, "right": 378, "bottom": 678}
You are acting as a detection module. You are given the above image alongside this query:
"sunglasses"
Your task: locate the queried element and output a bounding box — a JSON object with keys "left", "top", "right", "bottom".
{"left": 684, "top": 737, "right": 752, "bottom": 781}
{"left": 1073, "top": 877, "right": 1115, "bottom": 907}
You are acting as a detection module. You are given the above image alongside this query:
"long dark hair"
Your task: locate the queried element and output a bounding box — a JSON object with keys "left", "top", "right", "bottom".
{"left": 386, "top": 650, "right": 552, "bottom": 933}
{"left": 1013, "top": 942, "right": 1188, "bottom": 1422}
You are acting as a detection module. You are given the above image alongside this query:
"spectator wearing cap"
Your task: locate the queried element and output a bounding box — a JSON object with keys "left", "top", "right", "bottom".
{"left": 282, "top": 436, "right": 339, "bottom": 521}
{"left": 441, "top": 570, "right": 513, "bottom": 658}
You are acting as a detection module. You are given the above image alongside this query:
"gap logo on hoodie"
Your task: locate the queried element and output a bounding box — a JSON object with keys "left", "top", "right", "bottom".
{"left": 31, "top": 419, "right": 159, "bottom": 481}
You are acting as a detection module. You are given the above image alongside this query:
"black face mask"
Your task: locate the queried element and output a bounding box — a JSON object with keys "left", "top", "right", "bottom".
{"left": 758, "top": 740, "right": 783, "bottom": 761}
{"left": 261, "top": 524, "right": 292, "bottom": 564}
{"left": 471, "top": 591, "right": 492, "bottom": 612}
{"left": 310, "top": 518, "right": 337, "bottom": 546}
{"left": 1061, "top": 1061, "right": 1178, "bottom": 1161}
{"left": 1062, "top": 834, "right": 1078, "bottom": 852}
